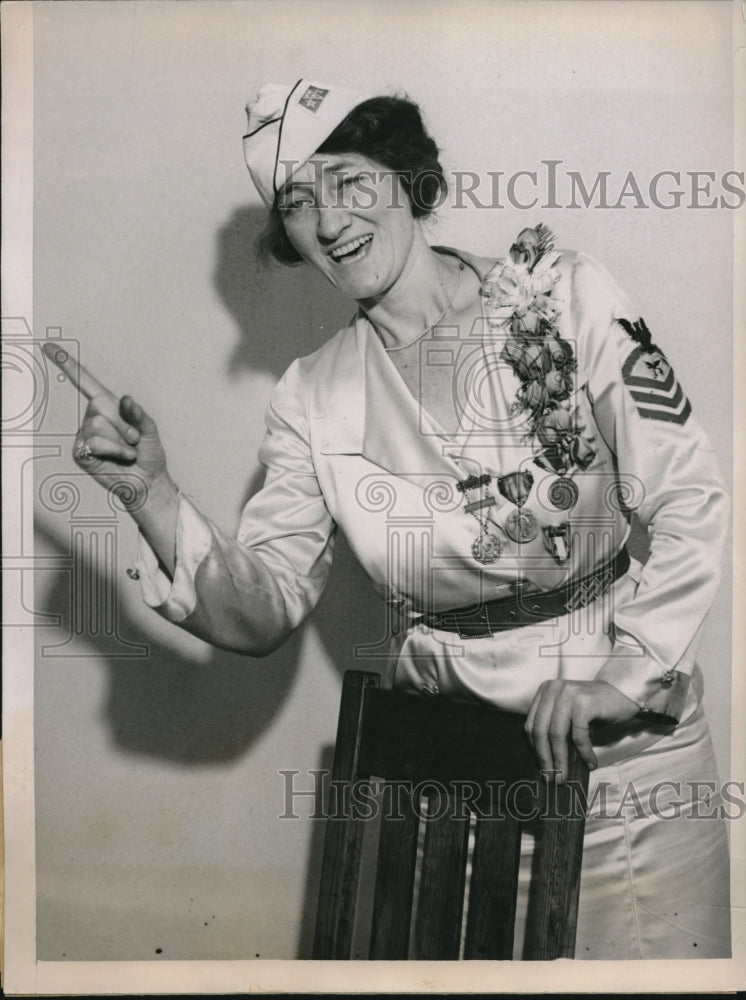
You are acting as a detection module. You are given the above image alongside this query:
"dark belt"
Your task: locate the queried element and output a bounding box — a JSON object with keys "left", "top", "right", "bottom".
{"left": 415, "top": 547, "right": 630, "bottom": 639}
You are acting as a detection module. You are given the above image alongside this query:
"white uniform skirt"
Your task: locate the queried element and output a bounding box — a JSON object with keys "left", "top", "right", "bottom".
{"left": 394, "top": 567, "right": 732, "bottom": 960}
{"left": 512, "top": 698, "right": 731, "bottom": 960}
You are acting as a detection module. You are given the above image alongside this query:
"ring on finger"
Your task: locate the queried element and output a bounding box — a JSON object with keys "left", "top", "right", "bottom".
{"left": 75, "top": 439, "right": 94, "bottom": 462}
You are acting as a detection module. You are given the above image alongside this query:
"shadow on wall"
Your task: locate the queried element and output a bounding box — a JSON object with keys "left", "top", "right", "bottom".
{"left": 35, "top": 203, "right": 385, "bottom": 766}
{"left": 35, "top": 517, "right": 299, "bottom": 763}
{"left": 36, "top": 517, "right": 380, "bottom": 766}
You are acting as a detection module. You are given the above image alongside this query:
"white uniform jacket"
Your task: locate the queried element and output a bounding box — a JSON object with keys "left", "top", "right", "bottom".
{"left": 137, "top": 239, "right": 727, "bottom": 745}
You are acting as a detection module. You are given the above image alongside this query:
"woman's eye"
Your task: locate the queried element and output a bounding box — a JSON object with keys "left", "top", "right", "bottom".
{"left": 338, "top": 174, "right": 366, "bottom": 193}
{"left": 282, "top": 196, "right": 313, "bottom": 213}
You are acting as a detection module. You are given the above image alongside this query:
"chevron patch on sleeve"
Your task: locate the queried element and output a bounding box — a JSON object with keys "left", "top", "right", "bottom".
{"left": 621, "top": 344, "right": 692, "bottom": 425}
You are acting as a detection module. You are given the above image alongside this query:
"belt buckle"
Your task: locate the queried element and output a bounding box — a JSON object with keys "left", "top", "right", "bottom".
{"left": 428, "top": 611, "right": 459, "bottom": 633}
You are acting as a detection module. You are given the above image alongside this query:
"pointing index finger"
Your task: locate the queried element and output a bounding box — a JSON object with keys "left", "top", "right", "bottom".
{"left": 42, "top": 342, "right": 111, "bottom": 400}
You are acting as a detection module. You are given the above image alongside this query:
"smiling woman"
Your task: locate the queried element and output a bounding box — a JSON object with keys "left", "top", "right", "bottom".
{"left": 277, "top": 152, "right": 421, "bottom": 306}
{"left": 259, "top": 94, "right": 446, "bottom": 266}
{"left": 52, "top": 76, "right": 731, "bottom": 961}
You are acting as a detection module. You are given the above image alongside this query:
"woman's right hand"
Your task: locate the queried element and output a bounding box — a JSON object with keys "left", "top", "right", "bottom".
{"left": 44, "top": 342, "right": 166, "bottom": 497}
{"left": 44, "top": 343, "right": 180, "bottom": 573}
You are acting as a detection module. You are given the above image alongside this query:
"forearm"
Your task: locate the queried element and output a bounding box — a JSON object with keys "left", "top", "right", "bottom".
{"left": 135, "top": 492, "right": 333, "bottom": 656}
{"left": 128, "top": 471, "right": 180, "bottom": 578}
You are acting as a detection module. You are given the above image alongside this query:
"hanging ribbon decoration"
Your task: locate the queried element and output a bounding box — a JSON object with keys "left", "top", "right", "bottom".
{"left": 457, "top": 474, "right": 504, "bottom": 564}
{"left": 498, "top": 471, "right": 539, "bottom": 543}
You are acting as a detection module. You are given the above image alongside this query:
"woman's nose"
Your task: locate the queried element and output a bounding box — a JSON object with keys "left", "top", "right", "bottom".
{"left": 316, "top": 205, "right": 350, "bottom": 242}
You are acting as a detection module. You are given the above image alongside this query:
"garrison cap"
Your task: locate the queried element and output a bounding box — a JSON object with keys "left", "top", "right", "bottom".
{"left": 243, "top": 79, "right": 374, "bottom": 208}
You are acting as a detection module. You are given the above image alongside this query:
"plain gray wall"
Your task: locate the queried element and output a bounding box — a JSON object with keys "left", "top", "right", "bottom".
{"left": 31, "top": 0, "right": 734, "bottom": 961}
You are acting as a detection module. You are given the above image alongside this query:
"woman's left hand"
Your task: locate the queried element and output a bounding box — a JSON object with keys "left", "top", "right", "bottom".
{"left": 525, "top": 679, "right": 640, "bottom": 782}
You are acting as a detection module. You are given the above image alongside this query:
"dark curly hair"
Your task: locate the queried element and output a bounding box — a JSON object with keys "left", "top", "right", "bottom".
{"left": 258, "top": 95, "right": 447, "bottom": 266}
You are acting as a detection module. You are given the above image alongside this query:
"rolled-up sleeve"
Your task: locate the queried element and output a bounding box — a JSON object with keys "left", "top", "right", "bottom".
{"left": 571, "top": 253, "right": 728, "bottom": 722}
{"left": 135, "top": 358, "right": 337, "bottom": 654}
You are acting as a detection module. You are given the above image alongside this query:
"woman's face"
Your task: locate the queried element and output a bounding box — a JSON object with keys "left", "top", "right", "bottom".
{"left": 278, "top": 153, "right": 417, "bottom": 303}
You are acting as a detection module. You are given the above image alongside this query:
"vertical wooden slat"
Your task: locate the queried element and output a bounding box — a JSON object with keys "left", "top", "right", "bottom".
{"left": 561, "top": 751, "right": 590, "bottom": 954}
{"left": 312, "top": 671, "right": 380, "bottom": 959}
{"left": 523, "top": 755, "right": 588, "bottom": 959}
{"left": 463, "top": 813, "right": 523, "bottom": 959}
{"left": 413, "top": 790, "right": 470, "bottom": 960}
{"left": 369, "top": 786, "right": 420, "bottom": 959}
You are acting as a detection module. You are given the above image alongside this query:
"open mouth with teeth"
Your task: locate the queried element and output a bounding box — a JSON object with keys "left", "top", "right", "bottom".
{"left": 330, "top": 234, "right": 373, "bottom": 263}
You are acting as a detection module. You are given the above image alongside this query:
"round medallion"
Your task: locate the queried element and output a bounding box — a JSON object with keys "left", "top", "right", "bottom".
{"left": 548, "top": 477, "right": 579, "bottom": 511}
{"left": 504, "top": 508, "right": 540, "bottom": 544}
{"left": 471, "top": 532, "right": 503, "bottom": 564}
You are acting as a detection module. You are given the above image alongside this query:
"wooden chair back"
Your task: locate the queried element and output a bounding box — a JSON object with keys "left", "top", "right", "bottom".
{"left": 313, "top": 670, "right": 589, "bottom": 960}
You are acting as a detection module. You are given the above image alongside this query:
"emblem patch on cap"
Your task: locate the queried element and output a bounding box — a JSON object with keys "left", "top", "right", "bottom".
{"left": 298, "top": 86, "right": 329, "bottom": 114}
{"left": 621, "top": 341, "right": 691, "bottom": 425}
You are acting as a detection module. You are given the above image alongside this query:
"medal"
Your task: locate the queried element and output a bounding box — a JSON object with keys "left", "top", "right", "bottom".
{"left": 504, "top": 508, "right": 539, "bottom": 543}
{"left": 498, "top": 471, "right": 539, "bottom": 543}
{"left": 542, "top": 522, "right": 572, "bottom": 564}
{"left": 548, "top": 476, "right": 579, "bottom": 511}
{"left": 457, "top": 473, "right": 503, "bottom": 564}
{"left": 472, "top": 530, "right": 503, "bottom": 564}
